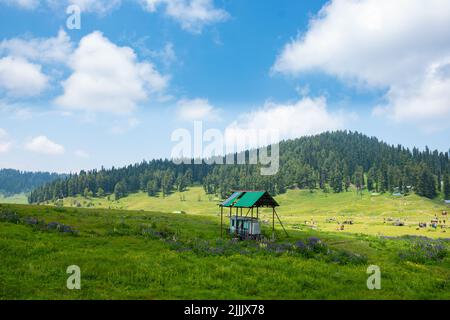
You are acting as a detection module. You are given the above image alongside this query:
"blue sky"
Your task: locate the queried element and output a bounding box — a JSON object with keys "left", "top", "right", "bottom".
{"left": 0, "top": 0, "right": 449, "bottom": 173}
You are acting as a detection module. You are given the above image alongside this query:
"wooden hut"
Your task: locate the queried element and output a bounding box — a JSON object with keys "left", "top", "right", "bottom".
{"left": 219, "top": 191, "right": 288, "bottom": 240}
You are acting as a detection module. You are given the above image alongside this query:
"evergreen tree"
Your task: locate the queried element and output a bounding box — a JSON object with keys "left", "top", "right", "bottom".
{"left": 367, "top": 167, "right": 376, "bottom": 191}
{"left": 417, "top": 165, "right": 437, "bottom": 199}
{"left": 330, "top": 165, "right": 343, "bottom": 193}
{"left": 114, "top": 181, "right": 127, "bottom": 200}
{"left": 354, "top": 165, "right": 364, "bottom": 190}
{"left": 97, "top": 187, "right": 105, "bottom": 198}
{"left": 443, "top": 173, "right": 450, "bottom": 200}
{"left": 147, "top": 180, "right": 159, "bottom": 197}
{"left": 27, "top": 131, "right": 450, "bottom": 203}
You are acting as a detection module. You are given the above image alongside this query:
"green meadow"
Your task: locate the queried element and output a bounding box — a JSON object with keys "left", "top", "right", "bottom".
{"left": 61, "top": 187, "right": 449, "bottom": 238}
{"left": 1, "top": 187, "right": 449, "bottom": 299}
{"left": 0, "top": 193, "right": 28, "bottom": 205}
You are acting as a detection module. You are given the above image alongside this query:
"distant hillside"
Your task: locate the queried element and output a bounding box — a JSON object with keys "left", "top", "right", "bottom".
{"left": 0, "top": 169, "right": 65, "bottom": 196}
{"left": 29, "top": 131, "right": 450, "bottom": 203}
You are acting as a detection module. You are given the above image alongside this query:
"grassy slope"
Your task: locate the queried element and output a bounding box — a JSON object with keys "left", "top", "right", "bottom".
{"left": 1, "top": 188, "right": 449, "bottom": 299}
{"left": 60, "top": 187, "right": 449, "bottom": 239}
{"left": 1, "top": 203, "right": 449, "bottom": 300}
{"left": 0, "top": 193, "right": 28, "bottom": 205}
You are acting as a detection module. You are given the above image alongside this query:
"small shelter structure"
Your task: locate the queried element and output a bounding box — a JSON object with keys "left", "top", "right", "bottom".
{"left": 219, "top": 191, "right": 288, "bottom": 240}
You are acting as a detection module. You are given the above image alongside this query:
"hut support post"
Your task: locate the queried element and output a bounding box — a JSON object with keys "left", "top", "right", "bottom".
{"left": 274, "top": 208, "right": 289, "bottom": 237}
{"left": 250, "top": 207, "right": 253, "bottom": 236}
{"left": 220, "top": 206, "right": 223, "bottom": 238}
{"left": 235, "top": 207, "right": 238, "bottom": 236}
{"left": 272, "top": 207, "right": 275, "bottom": 240}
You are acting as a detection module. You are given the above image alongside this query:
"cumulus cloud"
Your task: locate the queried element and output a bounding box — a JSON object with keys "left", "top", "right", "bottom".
{"left": 2, "top": 1, "right": 228, "bottom": 31}
{"left": 176, "top": 98, "right": 219, "bottom": 121}
{"left": 0, "top": 56, "right": 49, "bottom": 96}
{"left": 0, "top": 30, "right": 72, "bottom": 64}
{"left": 68, "top": 0, "right": 121, "bottom": 15}
{"left": 148, "top": 42, "right": 176, "bottom": 67}
{"left": 55, "top": 31, "right": 169, "bottom": 114}
{"left": 273, "top": 0, "right": 450, "bottom": 124}
{"left": 1, "top": 0, "right": 121, "bottom": 14}
{"left": 0, "top": 128, "right": 12, "bottom": 153}
{"left": 140, "top": 0, "right": 229, "bottom": 33}
{"left": 0, "top": 0, "right": 39, "bottom": 9}
{"left": 25, "top": 135, "right": 65, "bottom": 155}
{"left": 225, "top": 97, "right": 346, "bottom": 149}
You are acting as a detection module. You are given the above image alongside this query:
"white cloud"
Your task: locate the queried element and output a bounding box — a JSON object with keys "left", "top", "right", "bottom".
{"left": 0, "top": 128, "right": 12, "bottom": 153}
{"left": 0, "top": 30, "right": 73, "bottom": 64}
{"left": 0, "top": 0, "right": 39, "bottom": 9}
{"left": 109, "top": 117, "right": 140, "bottom": 134}
{"left": 176, "top": 98, "right": 219, "bottom": 121}
{"left": 273, "top": 0, "right": 450, "bottom": 124}
{"left": 225, "top": 97, "right": 346, "bottom": 148}
{"left": 0, "top": 141, "right": 11, "bottom": 153}
{"left": 373, "top": 58, "right": 450, "bottom": 121}
{"left": 141, "top": 0, "right": 229, "bottom": 33}
{"left": 0, "top": 141, "right": 12, "bottom": 153}
{"left": 25, "top": 135, "right": 65, "bottom": 155}
{"left": 55, "top": 31, "right": 169, "bottom": 114}
{"left": 0, "top": 101, "right": 34, "bottom": 120}
{"left": 1, "top": 0, "right": 121, "bottom": 14}
{"left": 74, "top": 149, "right": 90, "bottom": 158}
{"left": 68, "top": 0, "right": 121, "bottom": 15}
{"left": 2, "top": 1, "right": 228, "bottom": 32}
{"left": 0, "top": 128, "right": 7, "bottom": 139}
{"left": 150, "top": 42, "right": 176, "bottom": 67}
{"left": 0, "top": 56, "right": 49, "bottom": 96}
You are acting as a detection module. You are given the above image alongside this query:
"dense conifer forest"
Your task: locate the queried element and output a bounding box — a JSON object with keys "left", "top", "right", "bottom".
{"left": 0, "top": 169, "right": 64, "bottom": 196}
{"left": 28, "top": 131, "right": 450, "bottom": 203}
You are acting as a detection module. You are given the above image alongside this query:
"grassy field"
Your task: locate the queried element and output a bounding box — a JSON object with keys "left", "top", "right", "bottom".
{"left": 58, "top": 187, "right": 450, "bottom": 239}
{"left": 0, "top": 193, "right": 28, "bottom": 205}
{"left": 1, "top": 188, "right": 449, "bottom": 299}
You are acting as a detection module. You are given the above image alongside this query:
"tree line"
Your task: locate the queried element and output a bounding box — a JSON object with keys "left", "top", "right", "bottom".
{"left": 28, "top": 131, "right": 450, "bottom": 203}
{"left": 0, "top": 169, "right": 64, "bottom": 196}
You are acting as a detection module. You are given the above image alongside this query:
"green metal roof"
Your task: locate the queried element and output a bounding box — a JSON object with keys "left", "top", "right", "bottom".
{"left": 221, "top": 191, "right": 243, "bottom": 207}
{"left": 233, "top": 191, "right": 266, "bottom": 208}
{"left": 220, "top": 190, "right": 279, "bottom": 208}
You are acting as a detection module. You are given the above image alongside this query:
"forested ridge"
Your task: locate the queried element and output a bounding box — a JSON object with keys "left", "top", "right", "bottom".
{"left": 0, "top": 169, "right": 64, "bottom": 196}
{"left": 28, "top": 131, "right": 450, "bottom": 203}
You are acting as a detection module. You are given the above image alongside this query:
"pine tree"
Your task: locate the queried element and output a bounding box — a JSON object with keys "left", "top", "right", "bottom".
{"left": 330, "top": 165, "right": 343, "bottom": 193}
{"left": 114, "top": 181, "right": 127, "bottom": 200}
{"left": 147, "top": 180, "right": 159, "bottom": 197}
{"left": 443, "top": 173, "right": 450, "bottom": 200}
{"left": 97, "top": 187, "right": 105, "bottom": 198}
{"left": 83, "top": 187, "right": 90, "bottom": 199}
{"left": 417, "top": 165, "right": 437, "bottom": 199}
{"left": 354, "top": 165, "right": 364, "bottom": 191}
{"left": 367, "top": 167, "right": 376, "bottom": 191}
{"left": 25, "top": 131, "right": 450, "bottom": 203}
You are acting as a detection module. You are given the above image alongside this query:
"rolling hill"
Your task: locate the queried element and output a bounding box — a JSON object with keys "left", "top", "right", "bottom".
{"left": 1, "top": 131, "right": 449, "bottom": 299}
{"left": 0, "top": 169, "right": 64, "bottom": 197}
{"left": 28, "top": 131, "right": 450, "bottom": 204}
